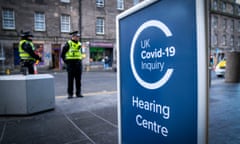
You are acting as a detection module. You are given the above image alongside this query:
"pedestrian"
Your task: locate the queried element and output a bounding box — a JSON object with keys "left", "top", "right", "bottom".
{"left": 104, "top": 56, "right": 109, "bottom": 69}
{"left": 61, "top": 31, "right": 84, "bottom": 99}
{"left": 18, "top": 31, "right": 42, "bottom": 75}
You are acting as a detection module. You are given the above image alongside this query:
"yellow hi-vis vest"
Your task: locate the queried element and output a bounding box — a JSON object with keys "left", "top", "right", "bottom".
{"left": 18, "top": 40, "right": 35, "bottom": 60}
{"left": 65, "top": 40, "right": 82, "bottom": 60}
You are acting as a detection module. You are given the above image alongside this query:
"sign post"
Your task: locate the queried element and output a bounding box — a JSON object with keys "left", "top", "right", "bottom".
{"left": 117, "top": 0, "right": 207, "bottom": 144}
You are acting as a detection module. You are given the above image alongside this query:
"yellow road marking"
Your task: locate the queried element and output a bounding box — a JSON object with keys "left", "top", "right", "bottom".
{"left": 56, "top": 90, "right": 117, "bottom": 99}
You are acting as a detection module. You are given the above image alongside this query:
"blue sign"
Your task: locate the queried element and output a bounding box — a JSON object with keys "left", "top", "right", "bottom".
{"left": 117, "top": 0, "right": 207, "bottom": 144}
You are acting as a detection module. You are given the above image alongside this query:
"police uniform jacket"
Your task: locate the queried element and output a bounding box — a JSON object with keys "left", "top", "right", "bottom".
{"left": 18, "top": 39, "right": 41, "bottom": 61}
{"left": 61, "top": 39, "right": 82, "bottom": 63}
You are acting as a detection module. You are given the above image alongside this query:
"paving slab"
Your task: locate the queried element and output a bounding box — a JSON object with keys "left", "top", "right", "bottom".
{"left": 1, "top": 108, "right": 93, "bottom": 143}
{"left": 0, "top": 93, "right": 118, "bottom": 144}
{"left": 2, "top": 71, "right": 240, "bottom": 144}
{"left": 209, "top": 78, "right": 240, "bottom": 144}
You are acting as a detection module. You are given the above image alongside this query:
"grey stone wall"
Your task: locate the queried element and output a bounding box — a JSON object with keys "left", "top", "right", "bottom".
{"left": 0, "top": 0, "right": 80, "bottom": 69}
{"left": 0, "top": 0, "right": 143, "bottom": 70}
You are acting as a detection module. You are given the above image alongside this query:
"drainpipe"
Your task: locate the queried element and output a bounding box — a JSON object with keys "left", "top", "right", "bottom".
{"left": 79, "top": 0, "right": 82, "bottom": 42}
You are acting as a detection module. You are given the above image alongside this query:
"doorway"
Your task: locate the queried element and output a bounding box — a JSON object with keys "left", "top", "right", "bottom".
{"left": 51, "top": 44, "right": 61, "bottom": 70}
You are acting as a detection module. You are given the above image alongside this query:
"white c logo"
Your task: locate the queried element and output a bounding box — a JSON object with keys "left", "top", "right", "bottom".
{"left": 130, "top": 20, "right": 174, "bottom": 90}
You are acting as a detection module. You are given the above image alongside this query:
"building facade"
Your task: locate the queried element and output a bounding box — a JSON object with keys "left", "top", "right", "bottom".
{"left": 210, "top": 0, "right": 240, "bottom": 63}
{"left": 3, "top": 0, "right": 239, "bottom": 72}
{"left": 80, "top": 0, "right": 143, "bottom": 70}
{"left": 0, "top": 0, "right": 143, "bottom": 72}
{"left": 0, "top": 0, "right": 80, "bottom": 71}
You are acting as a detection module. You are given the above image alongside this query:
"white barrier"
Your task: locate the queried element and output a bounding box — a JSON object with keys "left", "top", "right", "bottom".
{"left": 0, "top": 74, "right": 55, "bottom": 115}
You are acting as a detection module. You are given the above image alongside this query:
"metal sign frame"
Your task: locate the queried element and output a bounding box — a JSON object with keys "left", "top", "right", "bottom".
{"left": 116, "top": 0, "right": 208, "bottom": 143}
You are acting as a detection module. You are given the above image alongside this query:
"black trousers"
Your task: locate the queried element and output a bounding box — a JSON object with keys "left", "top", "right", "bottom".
{"left": 67, "top": 61, "right": 82, "bottom": 96}
{"left": 20, "top": 60, "right": 35, "bottom": 74}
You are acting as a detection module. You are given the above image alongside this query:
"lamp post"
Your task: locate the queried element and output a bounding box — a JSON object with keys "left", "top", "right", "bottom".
{"left": 82, "top": 41, "right": 90, "bottom": 71}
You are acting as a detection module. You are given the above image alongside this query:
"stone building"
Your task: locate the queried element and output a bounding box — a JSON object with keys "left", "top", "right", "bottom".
{"left": 6, "top": 0, "right": 240, "bottom": 72}
{"left": 0, "top": 0, "right": 143, "bottom": 72}
{"left": 80, "top": 0, "right": 143, "bottom": 70}
{"left": 0, "top": 0, "right": 80, "bottom": 71}
{"left": 210, "top": 0, "right": 240, "bottom": 63}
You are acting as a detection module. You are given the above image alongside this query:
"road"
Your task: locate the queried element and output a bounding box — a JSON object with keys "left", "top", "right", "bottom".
{"left": 53, "top": 71, "right": 117, "bottom": 97}
{"left": 52, "top": 70, "right": 240, "bottom": 144}
{"left": 209, "top": 70, "right": 240, "bottom": 144}
{"left": 1, "top": 70, "right": 240, "bottom": 143}
{"left": 0, "top": 71, "right": 119, "bottom": 144}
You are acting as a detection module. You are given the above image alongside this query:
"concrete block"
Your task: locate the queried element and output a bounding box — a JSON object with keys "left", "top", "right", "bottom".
{"left": 0, "top": 74, "right": 55, "bottom": 115}
{"left": 225, "top": 52, "right": 240, "bottom": 83}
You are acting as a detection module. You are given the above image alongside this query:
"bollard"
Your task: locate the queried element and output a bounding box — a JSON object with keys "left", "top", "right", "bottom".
{"left": 5, "top": 69, "right": 10, "bottom": 75}
{"left": 22, "top": 67, "right": 28, "bottom": 75}
{"left": 225, "top": 51, "right": 240, "bottom": 83}
{"left": 34, "top": 64, "right": 38, "bottom": 74}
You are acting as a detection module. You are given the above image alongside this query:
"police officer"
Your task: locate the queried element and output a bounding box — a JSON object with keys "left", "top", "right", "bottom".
{"left": 18, "top": 31, "right": 42, "bottom": 74}
{"left": 61, "top": 31, "right": 84, "bottom": 99}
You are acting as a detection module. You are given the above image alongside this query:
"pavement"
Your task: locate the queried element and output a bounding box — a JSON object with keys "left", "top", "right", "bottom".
{"left": 209, "top": 76, "right": 240, "bottom": 144}
{"left": 0, "top": 71, "right": 118, "bottom": 144}
{"left": 1, "top": 71, "right": 240, "bottom": 144}
{"left": 0, "top": 92, "right": 118, "bottom": 144}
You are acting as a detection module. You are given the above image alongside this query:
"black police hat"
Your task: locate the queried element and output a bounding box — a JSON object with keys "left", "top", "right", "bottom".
{"left": 20, "top": 31, "right": 34, "bottom": 37}
{"left": 69, "top": 31, "right": 80, "bottom": 37}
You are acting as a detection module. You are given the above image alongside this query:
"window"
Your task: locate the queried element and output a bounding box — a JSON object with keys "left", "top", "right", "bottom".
{"left": 60, "top": 0, "right": 70, "bottom": 3}
{"left": 222, "top": 18, "right": 227, "bottom": 31}
{"left": 237, "top": 5, "right": 240, "bottom": 16}
{"left": 212, "top": 33, "right": 218, "bottom": 46}
{"left": 34, "top": 12, "right": 46, "bottom": 31}
{"left": 61, "top": 15, "right": 70, "bottom": 32}
{"left": 2, "top": 8, "right": 15, "bottom": 30}
{"left": 117, "top": 0, "right": 124, "bottom": 10}
{"left": 211, "top": 16, "right": 218, "bottom": 29}
{"left": 230, "top": 20, "right": 234, "bottom": 32}
{"left": 238, "top": 36, "right": 240, "bottom": 47}
{"left": 230, "top": 35, "right": 234, "bottom": 46}
{"left": 238, "top": 21, "right": 240, "bottom": 32}
{"left": 212, "top": 0, "right": 218, "bottom": 10}
{"left": 228, "top": 4, "right": 233, "bottom": 14}
{"left": 96, "top": 0, "right": 104, "bottom": 7}
{"left": 237, "top": 0, "right": 240, "bottom": 5}
{"left": 222, "top": 35, "right": 227, "bottom": 46}
{"left": 133, "top": 0, "right": 139, "bottom": 5}
{"left": 222, "top": 2, "right": 226, "bottom": 12}
{"left": 96, "top": 18, "right": 104, "bottom": 35}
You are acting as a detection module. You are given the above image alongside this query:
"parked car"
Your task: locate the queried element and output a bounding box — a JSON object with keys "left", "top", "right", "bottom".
{"left": 215, "top": 59, "right": 226, "bottom": 77}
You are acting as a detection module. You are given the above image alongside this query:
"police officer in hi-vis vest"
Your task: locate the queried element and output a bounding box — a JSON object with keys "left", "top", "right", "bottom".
{"left": 18, "top": 31, "right": 42, "bottom": 74}
{"left": 61, "top": 31, "right": 84, "bottom": 99}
